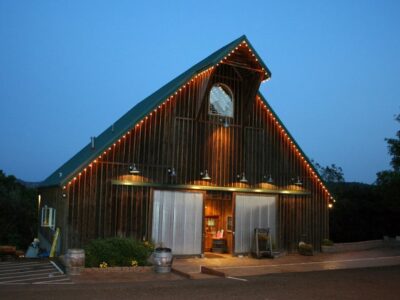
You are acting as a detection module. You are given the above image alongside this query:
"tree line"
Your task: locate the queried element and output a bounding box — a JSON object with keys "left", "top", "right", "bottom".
{"left": 0, "top": 171, "right": 37, "bottom": 250}
{"left": 317, "top": 113, "right": 400, "bottom": 242}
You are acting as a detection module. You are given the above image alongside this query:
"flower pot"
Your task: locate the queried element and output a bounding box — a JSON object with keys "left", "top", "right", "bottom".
{"left": 298, "top": 243, "right": 313, "bottom": 256}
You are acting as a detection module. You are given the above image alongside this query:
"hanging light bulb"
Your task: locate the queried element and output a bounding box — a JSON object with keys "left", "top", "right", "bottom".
{"left": 168, "top": 167, "right": 177, "bottom": 177}
{"left": 263, "top": 174, "right": 274, "bottom": 184}
{"left": 200, "top": 170, "right": 211, "bottom": 180}
{"left": 294, "top": 176, "right": 302, "bottom": 186}
{"left": 129, "top": 164, "right": 140, "bottom": 175}
{"left": 237, "top": 172, "right": 248, "bottom": 183}
{"left": 223, "top": 118, "right": 230, "bottom": 128}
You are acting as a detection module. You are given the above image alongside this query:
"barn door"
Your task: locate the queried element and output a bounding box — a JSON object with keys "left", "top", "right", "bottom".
{"left": 152, "top": 190, "right": 203, "bottom": 255}
{"left": 234, "top": 194, "right": 276, "bottom": 254}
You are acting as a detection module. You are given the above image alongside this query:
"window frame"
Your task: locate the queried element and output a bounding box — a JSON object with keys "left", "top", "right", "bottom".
{"left": 41, "top": 205, "right": 56, "bottom": 230}
{"left": 208, "top": 83, "right": 234, "bottom": 118}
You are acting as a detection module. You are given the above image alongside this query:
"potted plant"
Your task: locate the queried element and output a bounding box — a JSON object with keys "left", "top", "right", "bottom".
{"left": 298, "top": 241, "right": 313, "bottom": 256}
{"left": 321, "top": 238, "right": 335, "bottom": 253}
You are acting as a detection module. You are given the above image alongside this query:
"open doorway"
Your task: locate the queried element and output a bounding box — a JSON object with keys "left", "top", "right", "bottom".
{"left": 203, "top": 191, "right": 233, "bottom": 254}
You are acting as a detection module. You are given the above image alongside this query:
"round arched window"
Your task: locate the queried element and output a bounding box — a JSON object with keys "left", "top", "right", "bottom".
{"left": 209, "top": 83, "right": 234, "bottom": 118}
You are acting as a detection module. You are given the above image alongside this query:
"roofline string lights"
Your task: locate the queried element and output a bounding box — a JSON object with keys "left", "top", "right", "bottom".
{"left": 216, "top": 40, "right": 269, "bottom": 80}
{"left": 62, "top": 40, "right": 332, "bottom": 207}
{"left": 256, "top": 96, "right": 335, "bottom": 207}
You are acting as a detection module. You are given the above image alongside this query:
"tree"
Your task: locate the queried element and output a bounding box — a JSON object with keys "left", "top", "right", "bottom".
{"left": 314, "top": 113, "right": 400, "bottom": 241}
{"left": 328, "top": 182, "right": 383, "bottom": 242}
{"left": 376, "top": 113, "right": 400, "bottom": 185}
{"left": 0, "top": 170, "right": 37, "bottom": 249}
{"left": 385, "top": 113, "right": 400, "bottom": 172}
{"left": 311, "top": 160, "right": 387, "bottom": 242}
{"left": 375, "top": 113, "right": 400, "bottom": 236}
{"left": 312, "top": 161, "right": 345, "bottom": 183}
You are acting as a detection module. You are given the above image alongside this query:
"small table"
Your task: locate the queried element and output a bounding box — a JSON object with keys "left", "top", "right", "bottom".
{"left": 212, "top": 238, "right": 227, "bottom": 253}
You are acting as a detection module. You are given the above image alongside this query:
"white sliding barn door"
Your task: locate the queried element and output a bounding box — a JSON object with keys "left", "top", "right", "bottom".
{"left": 152, "top": 190, "right": 203, "bottom": 255}
{"left": 234, "top": 194, "right": 276, "bottom": 253}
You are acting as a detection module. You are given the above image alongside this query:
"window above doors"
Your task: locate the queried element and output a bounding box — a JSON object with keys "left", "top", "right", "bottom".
{"left": 209, "top": 83, "right": 234, "bottom": 118}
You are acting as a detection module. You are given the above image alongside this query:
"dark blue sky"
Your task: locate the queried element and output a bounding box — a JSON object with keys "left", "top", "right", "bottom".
{"left": 0, "top": 1, "right": 399, "bottom": 183}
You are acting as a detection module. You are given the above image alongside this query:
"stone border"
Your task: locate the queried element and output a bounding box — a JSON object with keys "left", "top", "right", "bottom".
{"left": 82, "top": 266, "right": 153, "bottom": 273}
{"left": 171, "top": 267, "right": 193, "bottom": 279}
{"left": 201, "top": 266, "right": 225, "bottom": 277}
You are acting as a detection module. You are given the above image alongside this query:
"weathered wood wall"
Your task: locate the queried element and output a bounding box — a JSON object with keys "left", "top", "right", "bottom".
{"left": 38, "top": 187, "right": 68, "bottom": 251}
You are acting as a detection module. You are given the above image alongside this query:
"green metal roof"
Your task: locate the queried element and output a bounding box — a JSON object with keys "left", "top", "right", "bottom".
{"left": 40, "top": 35, "right": 271, "bottom": 187}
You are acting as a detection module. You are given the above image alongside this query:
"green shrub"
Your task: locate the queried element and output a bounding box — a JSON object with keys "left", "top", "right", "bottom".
{"left": 84, "top": 237, "right": 154, "bottom": 268}
{"left": 322, "top": 239, "right": 334, "bottom": 246}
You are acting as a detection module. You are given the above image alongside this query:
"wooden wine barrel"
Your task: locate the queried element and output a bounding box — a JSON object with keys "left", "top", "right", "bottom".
{"left": 66, "top": 249, "right": 85, "bottom": 275}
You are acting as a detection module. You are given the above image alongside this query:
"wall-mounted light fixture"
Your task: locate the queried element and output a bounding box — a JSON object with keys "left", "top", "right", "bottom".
{"left": 219, "top": 118, "right": 230, "bottom": 128}
{"left": 328, "top": 203, "right": 333, "bottom": 209}
{"left": 129, "top": 164, "right": 140, "bottom": 174}
{"left": 237, "top": 172, "right": 248, "bottom": 183}
{"left": 168, "top": 167, "right": 177, "bottom": 177}
{"left": 263, "top": 174, "right": 274, "bottom": 184}
{"left": 294, "top": 176, "right": 302, "bottom": 186}
{"left": 200, "top": 170, "right": 211, "bottom": 180}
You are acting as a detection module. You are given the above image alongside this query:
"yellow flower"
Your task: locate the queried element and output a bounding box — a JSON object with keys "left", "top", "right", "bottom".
{"left": 99, "top": 262, "right": 108, "bottom": 268}
{"left": 143, "top": 241, "right": 154, "bottom": 250}
{"left": 131, "top": 260, "right": 138, "bottom": 267}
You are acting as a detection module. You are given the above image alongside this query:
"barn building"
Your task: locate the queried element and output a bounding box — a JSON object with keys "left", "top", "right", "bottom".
{"left": 38, "top": 35, "right": 333, "bottom": 255}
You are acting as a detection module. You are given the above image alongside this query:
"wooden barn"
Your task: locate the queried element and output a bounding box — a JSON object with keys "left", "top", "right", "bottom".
{"left": 38, "top": 35, "right": 333, "bottom": 255}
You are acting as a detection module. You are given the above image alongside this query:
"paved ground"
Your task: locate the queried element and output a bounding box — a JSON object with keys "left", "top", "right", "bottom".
{"left": 2, "top": 247, "right": 398, "bottom": 285}
{"left": 0, "top": 259, "right": 72, "bottom": 285}
{"left": 173, "top": 246, "right": 400, "bottom": 278}
{"left": 0, "top": 245, "right": 399, "bottom": 300}
{"left": 70, "top": 248, "right": 400, "bottom": 283}
{"left": 73, "top": 269, "right": 183, "bottom": 284}
{"left": 1, "top": 266, "right": 399, "bottom": 299}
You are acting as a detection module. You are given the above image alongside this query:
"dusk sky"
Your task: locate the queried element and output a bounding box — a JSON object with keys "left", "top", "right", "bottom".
{"left": 0, "top": 1, "right": 399, "bottom": 184}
